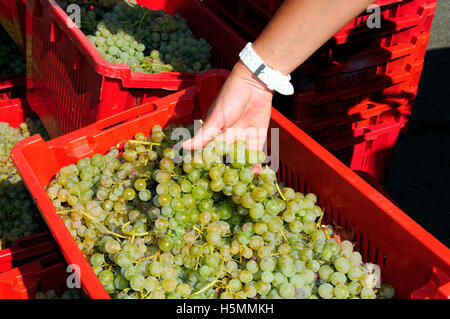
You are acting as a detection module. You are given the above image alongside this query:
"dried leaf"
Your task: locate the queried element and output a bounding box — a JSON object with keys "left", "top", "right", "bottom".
{"left": 331, "top": 220, "right": 355, "bottom": 243}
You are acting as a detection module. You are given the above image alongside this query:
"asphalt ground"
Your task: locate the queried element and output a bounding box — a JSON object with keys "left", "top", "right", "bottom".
{"left": 383, "top": 0, "right": 450, "bottom": 247}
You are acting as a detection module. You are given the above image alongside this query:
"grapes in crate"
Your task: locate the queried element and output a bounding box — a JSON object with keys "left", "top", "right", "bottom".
{"left": 34, "top": 289, "right": 84, "bottom": 299}
{"left": 0, "top": 120, "right": 49, "bottom": 249}
{"left": 47, "top": 124, "right": 395, "bottom": 299}
{"left": 0, "top": 26, "right": 25, "bottom": 76}
{"left": 57, "top": 0, "right": 212, "bottom": 73}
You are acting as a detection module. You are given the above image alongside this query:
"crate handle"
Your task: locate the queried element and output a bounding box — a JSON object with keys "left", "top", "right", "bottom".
{"left": 322, "top": 121, "right": 404, "bottom": 150}
{"left": 363, "top": 121, "right": 404, "bottom": 141}
{"left": 95, "top": 103, "right": 159, "bottom": 132}
{"left": 93, "top": 71, "right": 223, "bottom": 132}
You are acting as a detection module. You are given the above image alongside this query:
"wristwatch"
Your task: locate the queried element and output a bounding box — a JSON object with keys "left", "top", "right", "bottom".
{"left": 239, "top": 42, "right": 294, "bottom": 96}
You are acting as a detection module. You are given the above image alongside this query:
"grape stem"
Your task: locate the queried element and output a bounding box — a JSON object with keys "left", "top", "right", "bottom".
{"left": 190, "top": 258, "right": 225, "bottom": 296}
{"left": 274, "top": 181, "right": 286, "bottom": 201}
{"left": 192, "top": 226, "right": 205, "bottom": 240}
{"left": 135, "top": 251, "right": 160, "bottom": 264}
{"left": 116, "top": 140, "right": 160, "bottom": 149}
{"left": 121, "top": 221, "right": 150, "bottom": 237}
{"left": 321, "top": 225, "right": 331, "bottom": 240}
{"left": 56, "top": 209, "right": 128, "bottom": 239}
{"left": 279, "top": 229, "right": 288, "bottom": 243}
{"left": 132, "top": 11, "right": 148, "bottom": 30}
{"left": 316, "top": 209, "right": 326, "bottom": 229}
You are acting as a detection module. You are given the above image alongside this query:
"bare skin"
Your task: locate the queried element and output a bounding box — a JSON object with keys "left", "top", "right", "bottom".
{"left": 183, "top": 0, "right": 376, "bottom": 151}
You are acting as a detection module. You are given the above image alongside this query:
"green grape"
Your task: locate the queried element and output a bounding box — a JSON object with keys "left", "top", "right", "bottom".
{"left": 318, "top": 283, "right": 334, "bottom": 299}
{"left": 347, "top": 281, "right": 362, "bottom": 296}
{"left": 379, "top": 283, "right": 395, "bottom": 299}
{"left": 330, "top": 272, "right": 347, "bottom": 286}
{"left": 334, "top": 256, "right": 350, "bottom": 274}
{"left": 360, "top": 287, "right": 376, "bottom": 299}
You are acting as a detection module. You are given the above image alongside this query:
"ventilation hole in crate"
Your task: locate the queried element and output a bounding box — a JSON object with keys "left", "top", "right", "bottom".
{"left": 374, "top": 247, "right": 380, "bottom": 268}
{"left": 297, "top": 176, "right": 303, "bottom": 194}
{"left": 336, "top": 211, "right": 341, "bottom": 227}
{"left": 278, "top": 163, "right": 285, "bottom": 185}
{"left": 365, "top": 140, "right": 373, "bottom": 152}
{"left": 378, "top": 65, "right": 387, "bottom": 76}
{"left": 389, "top": 4, "right": 399, "bottom": 19}
{"left": 33, "top": 0, "right": 43, "bottom": 17}
{"left": 357, "top": 231, "right": 364, "bottom": 255}
{"left": 367, "top": 240, "right": 373, "bottom": 263}
{"left": 283, "top": 163, "right": 289, "bottom": 187}
{"left": 323, "top": 205, "right": 331, "bottom": 225}
{"left": 285, "top": 165, "right": 293, "bottom": 189}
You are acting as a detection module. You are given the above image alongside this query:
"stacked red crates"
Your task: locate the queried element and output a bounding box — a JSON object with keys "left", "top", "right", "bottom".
{"left": 0, "top": 75, "right": 57, "bottom": 274}
{"left": 204, "top": 0, "right": 437, "bottom": 182}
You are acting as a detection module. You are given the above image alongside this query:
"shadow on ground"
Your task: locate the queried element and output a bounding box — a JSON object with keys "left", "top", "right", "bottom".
{"left": 384, "top": 47, "right": 450, "bottom": 247}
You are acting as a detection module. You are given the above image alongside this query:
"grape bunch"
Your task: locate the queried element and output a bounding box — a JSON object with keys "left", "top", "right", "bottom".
{"left": 0, "top": 120, "right": 49, "bottom": 249}
{"left": 58, "top": 0, "right": 212, "bottom": 73}
{"left": 0, "top": 26, "right": 25, "bottom": 76}
{"left": 48, "top": 123, "right": 394, "bottom": 299}
{"left": 35, "top": 289, "right": 84, "bottom": 299}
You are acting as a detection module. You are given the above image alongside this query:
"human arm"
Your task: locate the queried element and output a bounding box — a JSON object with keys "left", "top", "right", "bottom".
{"left": 182, "top": 0, "right": 377, "bottom": 151}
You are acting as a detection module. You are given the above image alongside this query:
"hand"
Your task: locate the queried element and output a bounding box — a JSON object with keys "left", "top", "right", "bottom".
{"left": 182, "top": 61, "right": 273, "bottom": 151}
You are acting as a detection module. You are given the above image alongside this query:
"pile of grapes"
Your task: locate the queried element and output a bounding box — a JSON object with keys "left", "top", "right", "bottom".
{"left": 35, "top": 289, "right": 84, "bottom": 299}
{"left": 47, "top": 124, "right": 395, "bottom": 299}
{"left": 58, "top": 0, "right": 212, "bottom": 73}
{"left": 0, "top": 120, "right": 49, "bottom": 249}
{"left": 0, "top": 26, "right": 25, "bottom": 76}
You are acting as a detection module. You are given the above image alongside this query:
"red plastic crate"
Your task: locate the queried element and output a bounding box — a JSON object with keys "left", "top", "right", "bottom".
{"left": 0, "top": 74, "right": 26, "bottom": 102}
{"left": 0, "top": 0, "right": 26, "bottom": 55}
{"left": 288, "top": 60, "right": 423, "bottom": 122}
{"left": 205, "top": 0, "right": 436, "bottom": 44}
{"left": 296, "top": 98, "right": 412, "bottom": 142}
{"left": 0, "top": 75, "right": 55, "bottom": 273}
{"left": 0, "top": 95, "right": 33, "bottom": 127}
{"left": 25, "top": 0, "right": 246, "bottom": 138}
{"left": 292, "top": 32, "right": 430, "bottom": 93}
{"left": 11, "top": 71, "right": 450, "bottom": 299}
{"left": 0, "top": 232, "right": 57, "bottom": 273}
{"left": 0, "top": 252, "right": 71, "bottom": 299}
{"left": 320, "top": 119, "right": 407, "bottom": 183}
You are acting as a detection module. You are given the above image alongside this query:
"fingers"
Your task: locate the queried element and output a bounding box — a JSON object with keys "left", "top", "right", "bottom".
{"left": 182, "top": 124, "right": 222, "bottom": 150}
{"left": 214, "top": 126, "right": 268, "bottom": 151}
{"left": 182, "top": 95, "right": 230, "bottom": 150}
{"left": 182, "top": 103, "right": 225, "bottom": 150}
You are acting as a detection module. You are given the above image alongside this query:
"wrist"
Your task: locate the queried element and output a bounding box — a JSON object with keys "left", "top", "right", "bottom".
{"left": 238, "top": 43, "right": 294, "bottom": 95}
{"left": 232, "top": 61, "right": 275, "bottom": 94}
